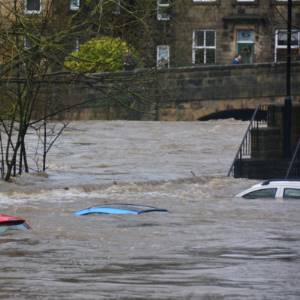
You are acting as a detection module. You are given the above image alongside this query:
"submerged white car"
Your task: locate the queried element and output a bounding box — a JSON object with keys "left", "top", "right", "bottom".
{"left": 236, "top": 180, "right": 300, "bottom": 199}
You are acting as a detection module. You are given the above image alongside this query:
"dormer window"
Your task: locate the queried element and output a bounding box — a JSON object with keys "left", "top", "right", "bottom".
{"left": 25, "top": 0, "right": 41, "bottom": 14}
{"left": 157, "top": 0, "right": 170, "bottom": 21}
{"left": 70, "top": 0, "right": 80, "bottom": 11}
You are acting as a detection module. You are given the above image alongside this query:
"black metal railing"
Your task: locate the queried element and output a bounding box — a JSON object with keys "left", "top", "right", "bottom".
{"left": 227, "top": 105, "right": 268, "bottom": 177}
{"left": 285, "top": 137, "right": 300, "bottom": 179}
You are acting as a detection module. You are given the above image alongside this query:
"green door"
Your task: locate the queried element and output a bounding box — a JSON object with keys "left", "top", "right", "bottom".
{"left": 237, "top": 43, "right": 254, "bottom": 64}
{"left": 237, "top": 30, "right": 254, "bottom": 64}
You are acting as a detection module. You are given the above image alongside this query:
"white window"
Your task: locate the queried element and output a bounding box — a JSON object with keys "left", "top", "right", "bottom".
{"left": 70, "top": 0, "right": 80, "bottom": 11}
{"left": 157, "top": 0, "right": 170, "bottom": 21}
{"left": 193, "top": 30, "right": 216, "bottom": 64}
{"left": 157, "top": 45, "right": 170, "bottom": 68}
{"left": 274, "top": 29, "right": 300, "bottom": 62}
{"left": 25, "top": 0, "right": 41, "bottom": 14}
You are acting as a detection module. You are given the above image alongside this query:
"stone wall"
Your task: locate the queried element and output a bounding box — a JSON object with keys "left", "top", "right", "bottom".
{"left": 2, "top": 62, "right": 300, "bottom": 121}
{"left": 55, "top": 62, "right": 300, "bottom": 121}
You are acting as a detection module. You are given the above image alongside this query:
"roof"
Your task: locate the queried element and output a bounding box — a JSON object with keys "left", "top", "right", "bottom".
{"left": 74, "top": 203, "right": 168, "bottom": 216}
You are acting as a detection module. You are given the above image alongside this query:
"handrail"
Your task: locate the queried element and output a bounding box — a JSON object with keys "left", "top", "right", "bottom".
{"left": 285, "top": 137, "right": 300, "bottom": 179}
{"left": 227, "top": 106, "right": 261, "bottom": 177}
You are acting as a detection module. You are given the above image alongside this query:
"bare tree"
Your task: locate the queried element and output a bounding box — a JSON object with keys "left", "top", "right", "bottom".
{"left": 0, "top": 0, "right": 160, "bottom": 181}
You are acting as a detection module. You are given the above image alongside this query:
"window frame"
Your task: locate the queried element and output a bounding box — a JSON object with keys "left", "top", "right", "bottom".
{"left": 274, "top": 29, "right": 300, "bottom": 62}
{"left": 25, "top": 0, "right": 41, "bottom": 14}
{"left": 233, "top": 0, "right": 258, "bottom": 5}
{"left": 242, "top": 188, "right": 278, "bottom": 199}
{"left": 156, "top": 45, "right": 170, "bottom": 68}
{"left": 274, "top": 0, "right": 300, "bottom": 3}
{"left": 24, "top": 36, "right": 33, "bottom": 49}
{"left": 73, "top": 38, "right": 80, "bottom": 52}
{"left": 70, "top": 0, "right": 80, "bottom": 11}
{"left": 192, "top": 29, "right": 216, "bottom": 65}
{"left": 157, "top": 0, "right": 170, "bottom": 21}
{"left": 283, "top": 188, "right": 300, "bottom": 199}
{"left": 193, "top": 0, "right": 219, "bottom": 3}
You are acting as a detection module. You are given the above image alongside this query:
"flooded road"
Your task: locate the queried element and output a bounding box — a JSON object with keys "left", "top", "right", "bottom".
{"left": 0, "top": 121, "right": 299, "bottom": 299}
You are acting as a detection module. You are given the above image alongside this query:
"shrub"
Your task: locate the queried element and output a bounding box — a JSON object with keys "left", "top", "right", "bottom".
{"left": 64, "top": 37, "right": 139, "bottom": 73}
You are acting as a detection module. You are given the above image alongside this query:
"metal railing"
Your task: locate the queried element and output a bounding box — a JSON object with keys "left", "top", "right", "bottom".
{"left": 285, "top": 137, "right": 300, "bottom": 179}
{"left": 227, "top": 105, "right": 268, "bottom": 177}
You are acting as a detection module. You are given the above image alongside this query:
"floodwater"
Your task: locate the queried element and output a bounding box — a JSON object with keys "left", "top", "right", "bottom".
{"left": 0, "top": 121, "right": 299, "bottom": 300}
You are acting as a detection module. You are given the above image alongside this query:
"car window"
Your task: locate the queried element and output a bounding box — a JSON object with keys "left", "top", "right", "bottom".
{"left": 243, "top": 188, "right": 277, "bottom": 199}
{"left": 283, "top": 188, "right": 300, "bottom": 199}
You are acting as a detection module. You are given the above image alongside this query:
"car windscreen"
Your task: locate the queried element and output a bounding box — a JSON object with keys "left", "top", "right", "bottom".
{"left": 243, "top": 188, "right": 277, "bottom": 199}
{"left": 283, "top": 188, "right": 300, "bottom": 199}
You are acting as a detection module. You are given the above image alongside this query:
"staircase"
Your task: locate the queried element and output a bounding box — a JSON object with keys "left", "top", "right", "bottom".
{"left": 228, "top": 104, "right": 300, "bottom": 179}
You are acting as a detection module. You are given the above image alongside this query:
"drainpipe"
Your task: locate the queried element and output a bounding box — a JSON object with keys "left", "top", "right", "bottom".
{"left": 283, "top": 0, "right": 292, "bottom": 158}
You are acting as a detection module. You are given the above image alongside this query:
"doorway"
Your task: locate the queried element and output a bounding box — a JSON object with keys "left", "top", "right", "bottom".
{"left": 236, "top": 30, "right": 255, "bottom": 64}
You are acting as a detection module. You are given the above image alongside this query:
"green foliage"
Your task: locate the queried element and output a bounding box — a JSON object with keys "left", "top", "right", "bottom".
{"left": 64, "top": 37, "right": 138, "bottom": 73}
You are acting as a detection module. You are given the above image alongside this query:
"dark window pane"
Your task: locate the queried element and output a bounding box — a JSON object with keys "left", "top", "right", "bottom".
{"left": 206, "top": 31, "right": 215, "bottom": 47}
{"left": 194, "top": 49, "right": 204, "bottom": 64}
{"left": 237, "top": 30, "right": 254, "bottom": 43}
{"left": 195, "top": 31, "right": 204, "bottom": 47}
{"left": 206, "top": 49, "right": 215, "bottom": 64}
{"left": 243, "top": 188, "right": 277, "bottom": 199}
{"left": 27, "top": 0, "right": 40, "bottom": 11}
{"left": 278, "top": 31, "right": 287, "bottom": 46}
{"left": 283, "top": 188, "right": 300, "bottom": 199}
{"left": 24, "top": 37, "right": 33, "bottom": 49}
{"left": 291, "top": 32, "right": 299, "bottom": 46}
{"left": 158, "top": 6, "right": 170, "bottom": 20}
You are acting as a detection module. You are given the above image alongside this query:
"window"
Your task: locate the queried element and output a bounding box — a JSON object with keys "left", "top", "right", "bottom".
{"left": 236, "top": 30, "right": 255, "bottom": 63}
{"left": 70, "top": 0, "right": 80, "bottom": 11}
{"left": 25, "top": 0, "right": 41, "bottom": 14}
{"left": 73, "top": 38, "right": 80, "bottom": 52}
{"left": 193, "top": 30, "right": 216, "bottom": 64}
{"left": 275, "top": 29, "right": 300, "bottom": 62}
{"left": 157, "top": 0, "right": 170, "bottom": 21}
{"left": 113, "top": 0, "right": 121, "bottom": 14}
{"left": 157, "top": 45, "right": 170, "bottom": 68}
{"left": 283, "top": 188, "right": 300, "bottom": 199}
{"left": 24, "top": 37, "right": 33, "bottom": 49}
{"left": 243, "top": 188, "right": 277, "bottom": 199}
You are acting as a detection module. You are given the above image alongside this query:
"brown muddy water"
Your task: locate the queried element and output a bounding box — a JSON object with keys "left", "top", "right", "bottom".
{"left": 0, "top": 121, "right": 299, "bottom": 300}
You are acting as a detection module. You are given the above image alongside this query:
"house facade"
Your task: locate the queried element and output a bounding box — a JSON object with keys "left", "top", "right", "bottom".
{"left": 1, "top": 0, "right": 300, "bottom": 69}
{"left": 155, "top": 0, "right": 300, "bottom": 67}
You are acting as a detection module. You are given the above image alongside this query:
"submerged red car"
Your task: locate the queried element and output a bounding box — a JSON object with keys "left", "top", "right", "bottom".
{"left": 0, "top": 214, "right": 30, "bottom": 234}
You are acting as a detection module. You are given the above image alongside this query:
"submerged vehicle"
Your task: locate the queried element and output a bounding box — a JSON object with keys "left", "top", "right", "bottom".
{"left": 0, "top": 214, "right": 30, "bottom": 235}
{"left": 236, "top": 180, "right": 300, "bottom": 199}
{"left": 74, "top": 203, "right": 168, "bottom": 216}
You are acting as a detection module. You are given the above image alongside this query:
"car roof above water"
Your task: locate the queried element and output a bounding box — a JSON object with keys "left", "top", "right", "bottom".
{"left": 235, "top": 179, "right": 300, "bottom": 198}
{"left": 259, "top": 180, "right": 300, "bottom": 188}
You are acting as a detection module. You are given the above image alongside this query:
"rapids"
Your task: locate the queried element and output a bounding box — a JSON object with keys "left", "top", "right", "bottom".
{"left": 0, "top": 121, "right": 299, "bottom": 299}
